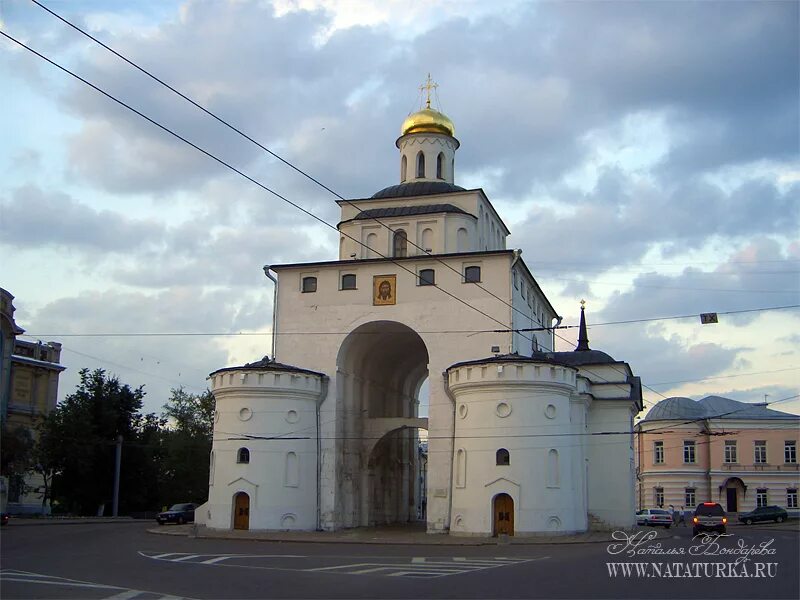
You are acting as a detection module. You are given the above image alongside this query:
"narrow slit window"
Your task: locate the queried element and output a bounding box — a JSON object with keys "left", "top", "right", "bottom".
{"left": 401, "top": 155, "right": 407, "bottom": 182}
{"left": 393, "top": 230, "right": 408, "bottom": 258}
{"left": 416, "top": 152, "right": 425, "bottom": 178}
{"left": 436, "top": 152, "right": 444, "bottom": 179}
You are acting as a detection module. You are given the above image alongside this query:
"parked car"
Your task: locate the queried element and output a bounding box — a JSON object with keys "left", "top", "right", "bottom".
{"left": 636, "top": 508, "right": 673, "bottom": 528}
{"left": 1, "top": 513, "right": 9, "bottom": 526}
{"left": 692, "top": 502, "right": 727, "bottom": 536}
{"left": 156, "top": 503, "right": 197, "bottom": 525}
{"left": 738, "top": 505, "right": 788, "bottom": 525}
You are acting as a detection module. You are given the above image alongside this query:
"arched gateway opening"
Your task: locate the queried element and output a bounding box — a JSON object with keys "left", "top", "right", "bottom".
{"left": 336, "top": 321, "right": 429, "bottom": 528}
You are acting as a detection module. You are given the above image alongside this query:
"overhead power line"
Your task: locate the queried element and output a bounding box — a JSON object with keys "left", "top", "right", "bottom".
{"left": 10, "top": 11, "right": 792, "bottom": 413}
{"left": 20, "top": 304, "right": 800, "bottom": 338}
{"left": 28, "top": 0, "right": 550, "bottom": 340}
{"left": 0, "top": 29, "right": 528, "bottom": 342}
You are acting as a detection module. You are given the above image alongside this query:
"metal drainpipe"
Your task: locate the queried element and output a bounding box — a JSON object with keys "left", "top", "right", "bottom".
{"left": 262, "top": 266, "right": 278, "bottom": 359}
{"left": 443, "top": 370, "right": 457, "bottom": 533}
{"left": 315, "top": 378, "right": 326, "bottom": 531}
{"left": 510, "top": 249, "right": 522, "bottom": 353}
{"left": 704, "top": 419, "right": 712, "bottom": 503}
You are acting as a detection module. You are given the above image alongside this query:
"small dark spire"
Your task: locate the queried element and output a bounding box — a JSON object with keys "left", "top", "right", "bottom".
{"left": 575, "top": 300, "right": 590, "bottom": 351}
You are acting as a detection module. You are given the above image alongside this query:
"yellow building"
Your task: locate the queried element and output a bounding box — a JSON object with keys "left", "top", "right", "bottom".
{"left": 635, "top": 396, "right": 799, "bottom": 516}
{"left": 1, "top": 288, "right": 65, "bottom": 514}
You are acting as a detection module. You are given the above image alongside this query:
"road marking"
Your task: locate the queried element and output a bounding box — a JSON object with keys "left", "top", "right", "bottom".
{"left": 105, "top": 592, "right": 143, "bottom": 600}
{"left": 304, "top": 556, "right": 547, "bottom": 578}
{"left": 306, "top": 563, "right": 374, "bottom": 572}
{"left": 200, "top": 556, "right": 231, "bottom": 565}
{"left": 137, "top": 551, "right": 549, "bottom": 579}
{"left": 0, "top": 569, "right": 198, "bottom": 600}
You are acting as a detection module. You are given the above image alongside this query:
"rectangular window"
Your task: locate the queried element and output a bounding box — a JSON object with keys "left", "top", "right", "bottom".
{"left": 685, "top": 488, "right": 696, "bottom": 508}
{"left": 341, "top": 273, "right": 357, "bottom": 290}
{"left": 756, "top": 488, "right": 768, "bottom": 508}
{"left": 754, "top": 441, "right": 767, "bottom": 464}
{"left": 683, "top": 440, "right": 696, "bottom": 464}
{"left": 724, "top": 440, "right": 738, "bottom": 463}
{"left": 301, "top": 276, "right": 317, "bottom": 293}
{"left": 788, "top": 489, "right": 798, "bottom": 509}
{"left": 654, "top": 487, "right": 664, "bottom": 508}
{"left": 464, "top": 265, "right": 481, "bottom": 283}
{"left": 785, "top": 441, "right": 797, "bottom": 464}
{"left": 653, "top": 441, "right": 664, "bottom": 464}
{"left": 418, "top": 268, "right": 435, "bottom": 286}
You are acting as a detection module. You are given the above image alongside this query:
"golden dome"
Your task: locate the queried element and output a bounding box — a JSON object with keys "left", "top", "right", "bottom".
{"left": 400, "top": 108, "right": 455, "bottom": 137}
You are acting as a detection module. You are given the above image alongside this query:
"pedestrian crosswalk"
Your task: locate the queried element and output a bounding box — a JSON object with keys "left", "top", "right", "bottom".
{"left": 138, "top": 551, "right": 548, "bottom": 578}
{"left": 0, "top": 569, "right": 194, "bottom": 599}
{"left": 305, "top": 556, "right": 546, "bottom": 578}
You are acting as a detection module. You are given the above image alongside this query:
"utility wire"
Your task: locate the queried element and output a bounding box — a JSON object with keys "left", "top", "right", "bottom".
{"left": 29, "top": 0, "right": 551, "bottom": 337}
{"left": 23, "top": 304, "right": 798, "bottom": 338}
{"left": 0, "top": 30, "right": 525, "bottom": 341}
{"left": 13, "top": 11, "right": 793, "bottom": 413}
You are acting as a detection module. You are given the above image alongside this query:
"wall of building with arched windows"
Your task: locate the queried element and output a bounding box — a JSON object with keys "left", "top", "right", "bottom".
{"left": 446, "top": 358, "right": 597, "bottom": 535}
{"left": 197, "top": 362, "right": 327, "bottom": 531}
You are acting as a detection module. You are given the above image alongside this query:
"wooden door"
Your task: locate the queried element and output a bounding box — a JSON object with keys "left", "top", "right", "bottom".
{"left": 234, "top": 492, "right": 250, "bottom": 530}
{"left": 493, "top": 493, "right": 514, "bottom": 536}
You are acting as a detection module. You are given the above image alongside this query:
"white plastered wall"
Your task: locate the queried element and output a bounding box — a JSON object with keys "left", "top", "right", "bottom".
{"left": 447, "top": 361, "right": 587, "bottom": 535}
{"left": 200, "top": 369, "right": 325, "bottom": 531}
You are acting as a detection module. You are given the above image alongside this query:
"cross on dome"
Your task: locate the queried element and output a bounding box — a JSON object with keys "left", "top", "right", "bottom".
{"left": 420, "top": 73, "right": 439, "bottom": 109}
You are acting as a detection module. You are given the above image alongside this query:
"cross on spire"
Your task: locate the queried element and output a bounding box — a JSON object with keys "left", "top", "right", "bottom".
{"left": 420, "top": 73, "right": 438, "bottom": 109}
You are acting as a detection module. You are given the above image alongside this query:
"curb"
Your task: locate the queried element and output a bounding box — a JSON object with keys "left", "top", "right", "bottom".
{"left": 145, "top": 525, "right": 628, "bottom": 546}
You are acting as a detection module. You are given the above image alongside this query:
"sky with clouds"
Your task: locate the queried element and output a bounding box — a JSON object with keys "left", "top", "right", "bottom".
{"left": 2, "top": 0, "right": 798, "bottom": 417}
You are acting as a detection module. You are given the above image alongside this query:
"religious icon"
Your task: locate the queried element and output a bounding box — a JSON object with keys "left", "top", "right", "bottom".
{"left": 373, "top": 274, "right": 397, "bottom": 306}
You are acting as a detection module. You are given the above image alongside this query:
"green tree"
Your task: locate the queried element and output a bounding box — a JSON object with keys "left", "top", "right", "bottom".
{"left": 160, "top": 388, "right": 214, "bottom": 505}
{"left": 1, "top": 422, "right": 35, "bottom": 502}
{"left": 40, "top": 368, "right": 146, "bottom": 515}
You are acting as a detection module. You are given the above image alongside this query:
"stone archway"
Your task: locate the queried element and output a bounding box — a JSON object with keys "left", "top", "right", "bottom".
{"left": 336, "top": 321, "right": 429, "bottom": 528}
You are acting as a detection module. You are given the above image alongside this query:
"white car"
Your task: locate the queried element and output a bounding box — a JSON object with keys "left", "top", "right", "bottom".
{"left": 636, "top": 508, "right": 673, "bottom": 528}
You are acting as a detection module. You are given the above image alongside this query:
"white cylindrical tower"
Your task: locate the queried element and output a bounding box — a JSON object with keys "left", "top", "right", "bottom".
{"left": 202, "top": 358, "right": 327, "bottom": 531}
{"left": 396, "top": 107, "right": 460, "bottom": 184}
{"left": 446, "top": 356, "right": 588, "bottom": 536}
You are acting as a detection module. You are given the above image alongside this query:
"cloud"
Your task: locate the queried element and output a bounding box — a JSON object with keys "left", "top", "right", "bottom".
{"left": 19, "top": 0, "right": 790, "bottom": 202}
{"left": 110, "top": 221, "right": 333, "bottom": 288}
{"left": 599, "top": 238, "right": 800, "bottom": 324}
{"left": 511, "top": 171, "right": 798, "bottom": 277}
{"left": 25, "top": 287, "right": 272, "bottom": 413}
{"left": 0, "top": 185, "right": 164, "bottom": 251}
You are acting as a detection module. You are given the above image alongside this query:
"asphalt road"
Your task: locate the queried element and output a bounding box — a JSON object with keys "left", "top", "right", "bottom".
{"left": 1, "top": 521, "right": 797, "bottom": 599}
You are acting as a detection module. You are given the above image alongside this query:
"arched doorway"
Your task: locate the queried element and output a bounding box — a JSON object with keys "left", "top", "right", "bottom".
{"left": 493, "top": 493, "right": 514, "bottom": 536}
{"left": 720, "top": 477, "right": 746, "bottom": 513}
{"left": 367, "top": 425, "right": 428, "bottom": 526}
{"left": 233, "top": 492, "right": 250, "bottom": 530}
{"left": 336, "top": 321, "right": 429, "bottom": 528}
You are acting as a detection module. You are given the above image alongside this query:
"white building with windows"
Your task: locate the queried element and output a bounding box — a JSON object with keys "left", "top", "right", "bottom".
{"left": 199, "top": 90, "right": 643, "bottom": 536}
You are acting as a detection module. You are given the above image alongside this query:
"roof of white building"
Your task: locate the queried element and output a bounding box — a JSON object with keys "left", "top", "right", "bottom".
{"left": 371, "top": 181, "right": 467, "bottom": 199}
{"left": 209, "top": 356, "right": 326, "bottom": 378}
